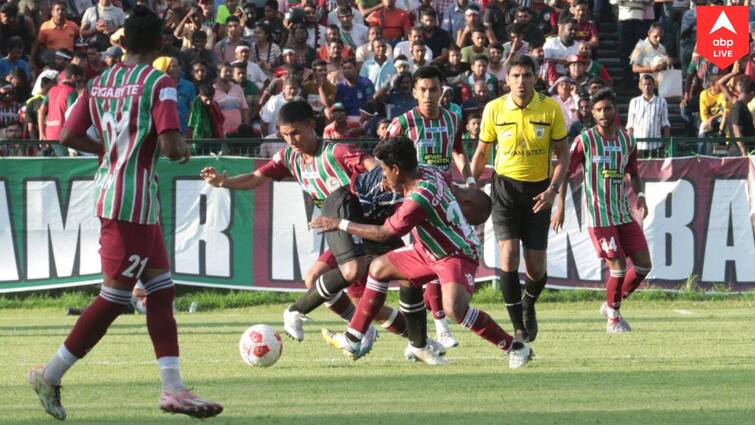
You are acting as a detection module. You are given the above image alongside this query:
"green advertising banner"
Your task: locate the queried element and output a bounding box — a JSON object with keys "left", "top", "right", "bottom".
{"left": 1, "top": 156, "right": 754, "bottom": 293}
{"left": 0, "top": 157, "right": 255, "bottom": 292}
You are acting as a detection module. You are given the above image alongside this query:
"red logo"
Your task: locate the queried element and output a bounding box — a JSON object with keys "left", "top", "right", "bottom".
{"left": 697, "top": 6, "right": 749, "bottom": 69}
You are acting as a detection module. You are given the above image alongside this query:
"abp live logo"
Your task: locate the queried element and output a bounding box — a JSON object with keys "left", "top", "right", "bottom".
{"left": 697, "top": 6, "right": 749, "bottom": 69}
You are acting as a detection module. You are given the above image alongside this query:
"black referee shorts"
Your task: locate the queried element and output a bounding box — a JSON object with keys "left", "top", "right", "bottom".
{"left": 490, "top": 174, "right": 551, "bottom": 250}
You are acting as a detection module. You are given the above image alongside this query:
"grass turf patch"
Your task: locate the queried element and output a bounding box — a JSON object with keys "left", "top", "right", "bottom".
{"left": 2, "top": 300, "right": 754, "bottom": 424}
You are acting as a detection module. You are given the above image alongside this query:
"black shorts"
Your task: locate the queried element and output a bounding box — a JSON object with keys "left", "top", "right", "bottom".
{"left": 321, "top": 186, "right": 366, "bottom": 264}
{"left": 490, "top": 174, "right": 551, "bottom": 250}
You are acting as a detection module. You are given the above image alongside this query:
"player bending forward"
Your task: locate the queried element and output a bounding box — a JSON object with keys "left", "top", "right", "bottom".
{"left": 28, "top": 6, "right": 222, "bottom": 420}
{"left": 311, "top": 136, "right": 533, "bottom": 368}
{"left": 552, "top": 88, "right": 653, "bottom": 333}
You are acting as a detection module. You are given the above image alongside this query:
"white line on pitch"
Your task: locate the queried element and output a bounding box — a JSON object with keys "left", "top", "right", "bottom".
{"left": 673, "top": 309, "right": 695, "bottom": 316}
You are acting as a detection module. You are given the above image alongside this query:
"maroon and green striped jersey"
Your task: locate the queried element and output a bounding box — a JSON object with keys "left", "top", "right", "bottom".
{"left": 386, "top": 107, "right": 464, "bottom": 173}
{"left": 64, "top": 63, "right": 181, "bottom": 224}
{"left": 569, "top": 127, "right": 639, "bottom": 227}
{"left": 259, "top": 141, "right": 367, "bottom": 208}
{"left": 385, "top": 165, "right": 479, "bottom": 261}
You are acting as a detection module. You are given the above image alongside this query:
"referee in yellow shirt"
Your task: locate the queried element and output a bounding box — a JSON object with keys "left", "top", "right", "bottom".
{"left": 471, "top": 55, "right": 570, "bottom": 350}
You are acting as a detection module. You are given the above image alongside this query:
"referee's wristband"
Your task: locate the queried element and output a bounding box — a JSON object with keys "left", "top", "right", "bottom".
{"left": 338, "top": 219, "right": 350, "bottom": 231}
{"left": 465, "top": 177, "right": 477, "bottom": 186}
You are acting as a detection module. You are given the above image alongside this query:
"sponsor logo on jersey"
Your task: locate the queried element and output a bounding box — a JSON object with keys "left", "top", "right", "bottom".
{"left": 326, "top": 176, "right": 341, "bottom": 191}
{"left": 603, "top": 145, "right": 622, "bottom": 152}
{"left": 159, "top": 87, "right": 178, "bottom": 102}
{"left": 592, "top": 155, "right": 611, "bottom": 163}
{"left": 417, "top": 139, "right": 436, "bottom": 147}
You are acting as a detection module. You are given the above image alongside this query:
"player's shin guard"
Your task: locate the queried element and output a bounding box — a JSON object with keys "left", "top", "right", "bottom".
{"left": 63, "top": 285, "right": 131, "bottom": 358}
{"left": 346, "top": 275, "right": 388, "bottom": 342}
{"left": 291, "top": 269, "right": 349, "bottom": 314}
{"left": 500, "top": 271, "right": 525, "bottom": 331}
{"left": 423, "top": 281, "right": 445, "bottom": 320}
{"left": 144, "top": 272, "right": 179, "bottom": 358}
{"left": 523, "top": 273, "right": 547, "bottom": 307}
{"left": 622, "top": 265, "right": 650, "bottom": 299}
{"left": 459, "top": 306, "right": 514, "bottom": 352}
{"left": 323, "top": 291, "right": 356, "bottom": 322}
{"left": 606, "top": 269, "right": 626, "bottom": 310}
{"left": 380, "top": 307, "right": 407, "bottom": 337}
{"left": 400, "top": 286, "right": 427, "bottom": 348}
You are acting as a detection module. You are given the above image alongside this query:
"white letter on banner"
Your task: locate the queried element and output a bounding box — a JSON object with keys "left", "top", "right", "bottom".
{"left": 174, "top": 180, "right": 231, "bottom": 277}
{"left": 547, "top": 184, "right": 601, "bottom": 280}
{"left": 643, "top": 180, "right": 695, "bottom": 280}
{"left": 0, "top": 181, "right": 19, "bottom": 281}
{"left": 271, "top": 181, "right": 323, "bottom": 280}
{"left": 26, "top": 180, "right": 100, "bottom": 279}
{"left": 702, "top": 179, "right": 755, "bottom": 282}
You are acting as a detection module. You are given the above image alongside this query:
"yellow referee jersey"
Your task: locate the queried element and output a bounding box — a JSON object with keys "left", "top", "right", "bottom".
{"left": 480, "top": 92, "right": 567, "bottom": 182}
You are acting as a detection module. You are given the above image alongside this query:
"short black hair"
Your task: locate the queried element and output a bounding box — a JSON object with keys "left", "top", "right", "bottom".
{"left": 737, "top": 76, "right": 755, "bottom": 94}
{"left": 226, "top": 15, "right": 241, "bottom": 24}
{"left": 413, "top": 65, "right": 443, "bottom": 85}
{"left": 590, "top": 88, "right": 615, "bottom": 106}
{"left": 419, "top": 7, "right": 437, "bottom": 19}
{"left": 507, "top": 54, "right": 537, "bottom": 75}
{"left": 558, "top": 15, "right": 577, "bottom": 26}
{"left": 198, "top": 82, "right": 215, "bottom": 97}
{"left": 515, "top": 6, "right": 532, "bottom": 15}
{"left": 489, "top": 42, "right": 503, "bottom": 51}
{"left": 373, "top": 136, "right": 418, "bottom": 172}
{"left": 572, "top": 0, "right": 590, "bottom": 8}
{"left": 6, "top": 36, "right": 23, "bottom": 52}
{"left": 124, "top": 5, "right": 163, "bottom": 55}
{"left": 467, "top": 111, "right": 481, "bottom": 121}
{"left": 472, "top": 54, "right": 489, "bottom": 65}
{"left": 508, "top": 22, "right": 526, "bottom": 36}
{"left": 65, "top": 63, "right": 85, "bottom": 78}
{"left": 231, "top": 61, "right": 247, "bottom": 71}
{"left": 279, "top": 100, "right": 315, "bottom": 124}
{"left": 471, "top": 25, "right": 486, "bottom": 35}
{"left": 0, "top": 3, "right": 18, "bottom": 17}
{"left": 311, "top": 59, "right": 327, "bottom": 68}
{"left": 342, "top": 56, "right": 357, "bottom": 67}
{"left": 265, "top": 0, "right": 279, "bottom": 9}
{"left": 639, "top": 73, "right": 656, "bottom": 85}
{"left": 649, "top": 22, "right": 663, "bottom": 32}
{"left": 191, "top": 30, "right": 208, "bottom": 41}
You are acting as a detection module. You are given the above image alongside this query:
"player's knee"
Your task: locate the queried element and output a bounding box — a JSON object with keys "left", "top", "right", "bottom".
{"left": 367, "top": 256, "right": 392, "bottom": 281}
{"left": 442, "top": 297, "right": 467, "bottom": 323}
{"left": 340, "top": 258, "right": 366, "bottom": 282}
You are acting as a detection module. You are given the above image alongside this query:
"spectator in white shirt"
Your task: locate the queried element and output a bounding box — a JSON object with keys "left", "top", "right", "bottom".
{"left": 626, "top": 74, "right": 670, "bottom": 152}
{"left": 260, "top": 76, "right": 301, "bottom": 136}
{"left": 394, "top": 26, "right": 433, "bottom": 63}
{"left": 80, "top": 0, "right": 125, "bottom": 47}
{"left": 328, "top": 0, "right": 364, "bottom": 26}
{"left": 355, "top": 26, "right": 393, "bottom": 64}
{"left": 233, "top": 44, "right": 268, "bottom": 89}
{"left": 630, "top": 22, "right": 673, "bottom": 89}
{"left": 334, "top": 7, "right": 369, "bottom": 50}
{"left": 543, "top": 15, "right": 579, "bottom": 76}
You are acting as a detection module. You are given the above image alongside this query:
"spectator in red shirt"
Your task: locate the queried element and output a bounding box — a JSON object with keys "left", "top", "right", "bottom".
{"left": 323, "top": 102, "right": 363, "bottom": 139}
{"left": 570, "top": 0, "right": 598, "bottom": 50}
{"left": 39, "top": 63, "right": 83, "bottom": 143}
{"left": 365, "top": 0, "right": 411, "bottom": 45}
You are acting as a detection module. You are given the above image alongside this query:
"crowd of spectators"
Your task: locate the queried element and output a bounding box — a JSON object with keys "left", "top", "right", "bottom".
{"left": 0, "top": 0, "right": 753, "bottom": 157}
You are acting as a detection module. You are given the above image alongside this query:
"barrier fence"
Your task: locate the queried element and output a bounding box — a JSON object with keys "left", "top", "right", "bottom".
{"left": 0, "top": 154, "right": 753, "bottom": 294}
{"left": 2, "top": 137, "right": 755, "bottom": 160}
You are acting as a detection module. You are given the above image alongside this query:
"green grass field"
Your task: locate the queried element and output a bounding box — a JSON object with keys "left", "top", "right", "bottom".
{"left": 1, "top": 300, "right": 754, "bottom": 425}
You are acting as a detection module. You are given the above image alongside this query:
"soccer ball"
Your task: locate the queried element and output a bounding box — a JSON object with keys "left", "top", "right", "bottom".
{"left": 239, "top": 324, "right": 283, "bottom": 367}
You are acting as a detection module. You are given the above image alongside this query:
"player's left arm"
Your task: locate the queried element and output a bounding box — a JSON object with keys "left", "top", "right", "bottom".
{"left": 626, "top": 145, "right": 647, "bottom": 220}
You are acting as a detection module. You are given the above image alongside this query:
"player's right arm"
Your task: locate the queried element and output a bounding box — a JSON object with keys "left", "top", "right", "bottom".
{"left": 201, "top": 167, "right": 272, "bottom": 190}
{"left": 60, "top": 90, "right": 102, "bottom": 154}
{"left": 310, "top": 197, "right": 427, "bottom": 242}
{"left": 471, "top": 102, "right": 496, "bottom": 180}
